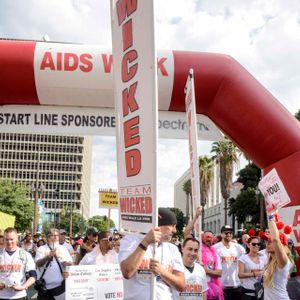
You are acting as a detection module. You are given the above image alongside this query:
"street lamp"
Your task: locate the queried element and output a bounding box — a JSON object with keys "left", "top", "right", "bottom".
{"left": 32, "top": 183, "right": 44, "bottom": 234}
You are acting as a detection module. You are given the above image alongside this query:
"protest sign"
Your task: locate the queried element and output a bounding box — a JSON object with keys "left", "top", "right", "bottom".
{"left": 66, "top": 264, "right": 123, "bottom": 300}
{"left": 258, "top": 168, "right": 291, "bottom": 213}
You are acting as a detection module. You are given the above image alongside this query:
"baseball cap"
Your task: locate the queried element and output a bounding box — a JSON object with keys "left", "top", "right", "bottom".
{"left": 59, "top": 229, "right": 66, "bottom": 234}
{"left": 221, "top": 225, "right": 233, "bottom": 233}
{"left": 158, "top": 208, "right": 177, "bottom": 226}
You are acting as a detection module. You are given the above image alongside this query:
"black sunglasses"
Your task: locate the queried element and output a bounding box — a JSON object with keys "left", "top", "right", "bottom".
{"left": 223, "top": 231, "right": 232, "bottom": 235}
{"left": 251, "top": 242, "right": 261, "bottom": 247}
{"left": 101, "top": 236, "right": 113, "bottom": 242}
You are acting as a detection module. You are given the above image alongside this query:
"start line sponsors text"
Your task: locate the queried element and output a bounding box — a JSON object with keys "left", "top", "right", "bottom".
{"left": 65, "top": 264, "right": 123, "bottom": 300}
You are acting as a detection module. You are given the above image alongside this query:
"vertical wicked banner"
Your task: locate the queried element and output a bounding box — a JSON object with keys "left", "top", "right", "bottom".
{"left": 111, "top": 0, "right": 158, "bottom": 233}
{"left": 185, "top": 69, "right": 202, "bottom": 249}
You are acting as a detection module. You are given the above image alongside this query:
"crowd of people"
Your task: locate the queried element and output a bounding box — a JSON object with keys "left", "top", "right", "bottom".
{"left": 0, "top": 207, "right": 299, "bottom": 300}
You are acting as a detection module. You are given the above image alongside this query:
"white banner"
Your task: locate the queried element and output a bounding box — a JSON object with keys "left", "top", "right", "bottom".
{"left": 258, "top": 168, "right": 291, "bottom": 213}
{"left": 111, "top": 0, "right": 158, "bottom": 233}
{"left": 0, "top": 105, "right": 222, "bottom": 140}
{"left": 185, "top": 69, "right": 201, "bottom": 241}
{"left": 65, "top": 264, "right": 123, "bottom": 300}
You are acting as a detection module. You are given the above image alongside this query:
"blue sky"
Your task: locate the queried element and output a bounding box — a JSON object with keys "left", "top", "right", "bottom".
{"left": 1, "top": 0, "right": 299, "bottom": 224}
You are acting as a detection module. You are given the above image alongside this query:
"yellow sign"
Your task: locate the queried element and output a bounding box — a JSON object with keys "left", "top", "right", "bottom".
{"left": 99, "top": 192, "right": 118, "bottom": 208}
{"left": 0, "top": 211, "right": 15, "bottom": 230}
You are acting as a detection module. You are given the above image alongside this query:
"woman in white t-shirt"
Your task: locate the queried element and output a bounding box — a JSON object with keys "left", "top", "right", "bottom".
{"left": 263, "top": 212, "right": 294, "bottom": 300}
{"left": 238, "top": 236, "right": 267, "bottom": 300}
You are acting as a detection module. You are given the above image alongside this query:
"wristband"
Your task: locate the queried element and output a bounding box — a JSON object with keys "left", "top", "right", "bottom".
{"left": 268, "top": 214, "right": 275, "bottom": 221}
{"left": 138, "top": 243, "right": 147, "bottom": 251}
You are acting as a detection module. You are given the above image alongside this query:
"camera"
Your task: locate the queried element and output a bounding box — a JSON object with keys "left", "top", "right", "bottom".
{"left": 34, "top": 278, "right": 47, "bottom": 295}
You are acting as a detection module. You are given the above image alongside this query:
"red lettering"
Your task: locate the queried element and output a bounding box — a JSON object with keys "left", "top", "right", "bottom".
{"left": 122, "top": 50, "right": 138, "bottom": 82}
{"left": 64, "top": 53, "right": 78, "bottom": 71}
{"left": 157, "top": 57, "right": 168, "bottom": 76}
{"left": 293, "top": 210, "right": 300, "bottom": 226}
{"left": 40, "top": 51, "right": 55, "bottom": 70}
{"left": 125, "top": 149, "right": 141, "bottom": 176}
{"left": 102, "top": 54, "right": 113, "bottom": 73}
{"left": 122, "top": 82, "right": 139, "bottom": 117}
{"left": 116, "top": 0, "right": 137, "bottom": 25}
{"left": 123, "top": 19, "right": 133, "bottom": 51}
{"left": 124, "top": 116, "right": 140, "bottom": 148}
{"left": 293, "top": 229, "right": 300, "bottom": 243}
{"left": 79, "top": 53, "right": 93, "bottom": 72}
{"left": 57, "top": 52, "right": 62, "bottom": 71}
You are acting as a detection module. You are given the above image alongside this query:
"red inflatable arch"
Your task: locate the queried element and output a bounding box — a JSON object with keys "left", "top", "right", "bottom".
{"left": 0, "top": 39, "right": 300, "bottom": 208}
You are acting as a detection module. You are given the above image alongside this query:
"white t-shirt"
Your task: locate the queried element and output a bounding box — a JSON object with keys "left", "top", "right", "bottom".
{"left": 173, "top": 263, "right": 208, "bottom": 300}
{"left": 79, "top": 246, "right": 118, "bottom": 265}
{"left": 35, "top": 244, "right": 72, "bottom": 289}
{"left": 0, "top": 247, "right": 36, "bottom": 299}
{"left": 119, "top": 235, "right": 185, "bottom": 300}
{"left": 238, "top": 254, "right": 268, "bottom": 294}
{"left": 213, "top": 241, "right": 245, "bottom": 287}
{"left": 61, "top": 241, "right": 73, "bottom": 253}
{"left": 264, "top": 260, "right": 292, "bottom": 300}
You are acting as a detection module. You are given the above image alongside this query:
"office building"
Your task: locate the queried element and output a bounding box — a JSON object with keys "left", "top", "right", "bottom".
{"left": 0, "top": 133, "right": 92, "bottom": 220}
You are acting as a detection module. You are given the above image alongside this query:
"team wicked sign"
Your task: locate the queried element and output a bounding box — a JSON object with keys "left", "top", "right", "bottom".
{"left": 111, "top": 0, "right": 158, "bottom": 233}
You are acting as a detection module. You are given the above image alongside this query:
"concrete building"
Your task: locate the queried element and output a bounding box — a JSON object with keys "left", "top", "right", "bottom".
{"left": 0, "top": 133, "right": 92, "bottom": 220}
{"left": 174, "top": 158, "right": 237, "bottom": 235}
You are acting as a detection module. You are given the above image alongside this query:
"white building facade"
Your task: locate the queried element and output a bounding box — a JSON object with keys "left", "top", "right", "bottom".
{"left": 0, "top": 133, "right": 92, "bottom": 220}
{"left": 174, "top": 159, "right": 238, "bottom": 235}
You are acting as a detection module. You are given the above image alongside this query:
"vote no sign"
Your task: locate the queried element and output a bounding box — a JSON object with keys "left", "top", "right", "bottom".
{"left": 258, "top": 168, "right": 291, "bottom": 213}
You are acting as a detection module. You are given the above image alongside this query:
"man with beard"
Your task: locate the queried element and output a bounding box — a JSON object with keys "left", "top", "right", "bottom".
{"left": 119, "top": 207, "right": 186, "bottom": 300}
{"left": 79, "top": 231, "right": 118, "bottom": 265}
{"left": 173, "top": 238, "right": 208, "bottom": 300}
{"left": 201, "top": 231, "right": 223, "bottom": 300}
{"left": 213, "top": 225, "right": 245, "bottom": 300}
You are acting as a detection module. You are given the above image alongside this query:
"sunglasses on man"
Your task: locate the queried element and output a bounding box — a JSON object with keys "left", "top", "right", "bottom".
{"left": 223, "top": 231, "right": 232, "bottom": 235}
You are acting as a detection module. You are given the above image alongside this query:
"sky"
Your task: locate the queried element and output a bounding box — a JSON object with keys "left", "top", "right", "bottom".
{"left": 1, "top": 0, "right": 299, "bottom": 225}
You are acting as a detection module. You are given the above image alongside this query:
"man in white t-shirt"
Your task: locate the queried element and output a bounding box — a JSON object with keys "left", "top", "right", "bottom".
{"left": 35, "top": 228, "right": 73, "bottom": 300}
{"left": 79, "top": 231, "right": 118, "bottom": 265}
{"left": 213, "top": 225, "right": 245, "bottom": 300}
{"left": 173, "top": 238, "right": 208, "bottom": 300}
{"left": 119, "top": 207, "right": 186, "bottom": 300}
{"left": 0, "top": 227, "right": 37, "bottom": 300}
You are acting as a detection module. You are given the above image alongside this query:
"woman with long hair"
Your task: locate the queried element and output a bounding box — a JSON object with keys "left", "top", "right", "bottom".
{"left": 263, "top": 211, "right": 294, "bottom": 300}
{"left": 238, "top": 235, "right": 267, "bottom": 300}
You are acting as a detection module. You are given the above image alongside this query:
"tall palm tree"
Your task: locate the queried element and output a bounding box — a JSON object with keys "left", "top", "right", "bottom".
{"left": 211, "top": 138, "right": 240, "bottom": 225}
{"left": 199, "top": 156, "right": 214, "bottom": 229}
{"left": 183, "top": 179, "right": 192, "bottom": 221}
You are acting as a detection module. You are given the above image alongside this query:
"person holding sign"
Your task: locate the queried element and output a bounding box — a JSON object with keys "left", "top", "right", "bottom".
{"left": 173, "top": 237, "right": 208, "bottom": 300}
{"left": 263, "top": 211, "right": 294, "bottom": 300}
{"left": 79, "top": 231, "right": 118, "bottom": 265}
{"left": 119, "top": 207, "right": 186, "bottom": 300}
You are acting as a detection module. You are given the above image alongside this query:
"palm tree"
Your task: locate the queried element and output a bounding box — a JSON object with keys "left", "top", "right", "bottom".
{"left": 183, "top": 179, "right": 192, "bottom": 221}
{"left": 211, "top": 138, "right": 240, "bottom": 225}
{"left": 199, "top": 156, "right": 214, "bottom": 229}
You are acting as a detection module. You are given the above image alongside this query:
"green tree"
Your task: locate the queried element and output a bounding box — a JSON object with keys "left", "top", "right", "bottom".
{"left": 183, "top": 179, "right": 191, "bottom": 219}
{"left": 0, "top": 179, "right": 33, "bottom": 232}
{"left": 211, "top": 138, "right": 240, "bottom": 224}
{"left": 295, "top": 109, "right": 300, "bottom": 121}
{"left": 87, "top": 215, "right": 115, "bottom": 232}
{"left": 199, "top": 156, "right": 214, "bottom": 228}
{"left": 229, "top": 163, "right": 265, "bottom": 228}
{"left": 169, "top": 207, "right": 186, "bottom": 240}
{"left": 59, "top": 209, "right": 86, "bottom": 236}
